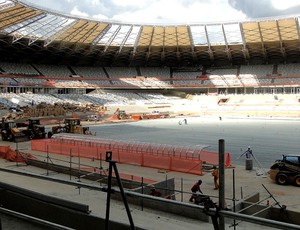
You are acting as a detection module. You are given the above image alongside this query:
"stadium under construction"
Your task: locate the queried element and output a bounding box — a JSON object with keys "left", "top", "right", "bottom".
{"left": 1, "top": 1, "right": 300, "bottom": 230}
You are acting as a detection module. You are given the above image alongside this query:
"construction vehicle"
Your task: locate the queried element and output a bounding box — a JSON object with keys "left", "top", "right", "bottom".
{"left": 23, "top": 118, "right": 47, "bottom": 140}
{"left": 114, "top": 108, "right": 131, "bottom": 120}
{"left": 1, "top": 119, "right": 27, "bottom": 142}
{"left": 1, "top": 118, "right": 46, "bottom": 142}
{"left": 269, "top": 154, "right": 300, "bottom": 186}
{"left": 64, "top": 118, "right": 90, "bottom": 134}
{"left": 48, "top": 118, "right": 91, "bottom": 138}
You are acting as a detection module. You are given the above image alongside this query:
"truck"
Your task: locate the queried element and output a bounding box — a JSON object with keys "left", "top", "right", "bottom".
{"left": 269, "top": 154, "right": 300, "bottom": 186}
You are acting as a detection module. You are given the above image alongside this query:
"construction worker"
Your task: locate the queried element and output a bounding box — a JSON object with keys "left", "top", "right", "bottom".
{"left": 189, "top": 179, "right": 203, "bottom": 202}
{"left": 212, "top": 165, "right": 219, "bottom": 190}
{"left": 149, "top": 185, "right": 162, "bottom": 197}
{"left": 245, "top": 146, "right": 253, "bottom": 159}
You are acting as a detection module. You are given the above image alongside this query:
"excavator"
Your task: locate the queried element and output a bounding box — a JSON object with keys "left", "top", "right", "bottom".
{"left": 114, "top": 108, "right": 131, "bottom": 120}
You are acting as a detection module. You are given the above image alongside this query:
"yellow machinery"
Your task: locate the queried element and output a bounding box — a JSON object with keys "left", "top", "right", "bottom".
{"left": 64, "top": 118, "right": 90, "bottom": 134}
{"left": 269, "top": 155, "right": 300, "bottom": 186}
{"left": 1, "top": 118, "right": 46, "bottom": 142}
{"left": 49, "top": 118, "right": 91, "bottom": 137}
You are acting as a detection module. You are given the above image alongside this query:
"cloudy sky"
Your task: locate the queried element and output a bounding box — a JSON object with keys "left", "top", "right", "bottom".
{"left": 22, "top": 0, "right": 300, "bottom": 24}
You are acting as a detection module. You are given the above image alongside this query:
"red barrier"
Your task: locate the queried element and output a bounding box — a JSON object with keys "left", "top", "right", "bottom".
{"left": 143, "top": 154, "right": 170, "bottom": 171}
{"left": 171, "top": 157, "right": 202, "bottom": 175}
{"left": 31, "top": 136, "right": 233, "bottom": 175}
{"left": 116, "top": 150, "right": 143, "bottom": 166}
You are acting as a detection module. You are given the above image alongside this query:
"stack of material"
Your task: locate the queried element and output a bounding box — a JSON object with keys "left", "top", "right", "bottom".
{"left": 23, "top": 105, "right": 66, "bottom": 117}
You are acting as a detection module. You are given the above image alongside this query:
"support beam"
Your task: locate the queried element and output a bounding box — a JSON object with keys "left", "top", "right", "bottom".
{"left": 219, "top": 139, "right": 225, "bottom": 230}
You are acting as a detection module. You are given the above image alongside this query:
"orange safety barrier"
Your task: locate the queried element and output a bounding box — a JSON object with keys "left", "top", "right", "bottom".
{"left": 31, "top": 136, "right": 233, "bottom": 175}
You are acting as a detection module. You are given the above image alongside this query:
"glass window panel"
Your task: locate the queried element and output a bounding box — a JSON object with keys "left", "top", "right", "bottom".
{"left": 124, "top": 26, "right": 140, "bottom": 46}
{"left": 206, "top": 24, "right": 224, "bottom": 45}
{"left": 190, "top": 25, "right": 207, "bottom": 46}
{"left": 223, "top": 23, "right": 243, "bottom": 44}
{"left": 97, "top": 24, "right": 119, "bottom": 45}
{"left": 4, "top": 14, "right": 74, "bottom": 39}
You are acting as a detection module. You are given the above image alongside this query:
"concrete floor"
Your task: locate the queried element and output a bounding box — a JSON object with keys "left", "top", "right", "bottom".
{"left": 88, "top": 116, "right": 300, "bottom": 168}
{"left": 1, "top": 117, "right": 300, "bottom": 229}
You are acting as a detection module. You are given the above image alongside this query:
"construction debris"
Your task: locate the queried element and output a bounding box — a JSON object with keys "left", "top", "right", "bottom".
{"left": 2, "top": 102, "right": 107, "bottom": 121}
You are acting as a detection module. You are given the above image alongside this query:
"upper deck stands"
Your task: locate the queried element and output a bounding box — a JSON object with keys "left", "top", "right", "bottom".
{"left": 140, "top": 67, "right": 170, "bottom": 78}
{"left": 1, "top": 63, "right": 300, "bottom": 89}
{"left": 33, "top": 64, "right": 72, "bottom": 78}
{"left": 206, "top": 67, "right": 238, "bottom": 76}
{"left": 172, "top": 71, "right": 200, "bottom": 79}
{"left": 106, "top": 67, "right": 137, "bottom": 78}
{"left": 277, "top": 63, "right": 300, "bottom": 76}
{"left": 0, "top": 62, "right": 39, "bottom": 75}
{"left": 239, "top": 64, "right": 274, "bottom": 76}
{"left": 72, "top": 66, "right": 107, "bottom": 78}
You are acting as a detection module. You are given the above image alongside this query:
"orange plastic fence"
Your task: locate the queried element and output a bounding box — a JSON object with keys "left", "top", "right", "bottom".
{"left": 31, "top": 136, "right": 232, "bottom": 175}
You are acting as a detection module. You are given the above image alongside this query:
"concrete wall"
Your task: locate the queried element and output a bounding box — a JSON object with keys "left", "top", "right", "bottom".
{"left": 233, "top": 192, "right": 300, "bottom": 225}
{"left": 132, "top": 178, "right": 175, "bottom": 198}
{"left": 0, "top": 182, "right": 144, "bottom": 230}
{"left": 112, "top": 178, "right": 210, "bottom": 222}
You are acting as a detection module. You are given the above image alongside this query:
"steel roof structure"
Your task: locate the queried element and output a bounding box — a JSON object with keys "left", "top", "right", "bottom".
{"left": 0, "top": 0, "right": 300, "bottom": 67}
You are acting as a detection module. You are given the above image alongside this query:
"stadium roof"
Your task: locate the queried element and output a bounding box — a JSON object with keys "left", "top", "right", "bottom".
{"left": 0, "top": 0, "right": 300, "bottom": 67}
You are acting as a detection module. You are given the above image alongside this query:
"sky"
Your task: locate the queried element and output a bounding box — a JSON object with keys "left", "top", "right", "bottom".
{"left": 21, "top": 0, "right": 300, "bottom": 24}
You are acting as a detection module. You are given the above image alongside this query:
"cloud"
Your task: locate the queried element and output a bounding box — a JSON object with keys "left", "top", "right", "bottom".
{"left": 111, "top": 0, "right": 150, "bottom": 8}
{"left": 92, "top": 14, "right": 109, "bottom": 20}
{"left": 271, "top": 0, "right": 300, "bottom": 10}
{"left": 111, "top": 0, "right": 246, "bottom": 24}
{"left": 70, "top": 6, "right": 89, "bottom": 17}
{"left": 23, "top": 0, "right": 300, "bottom": 24}
{"left": 229, "top": 0, "right": 300, "bottom": 18}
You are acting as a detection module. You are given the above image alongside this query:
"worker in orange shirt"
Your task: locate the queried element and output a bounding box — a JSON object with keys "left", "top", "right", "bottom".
{"left": 212, "top": 165, "right": 219, "bottom": 190}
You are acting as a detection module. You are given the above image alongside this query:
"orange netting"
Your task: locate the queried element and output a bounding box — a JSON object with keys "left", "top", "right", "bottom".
{"left": 31, "top": 136, "right": 232, "bottom": 175}
{"left": 32, "top": 139, "right": 204, "bottom": 175}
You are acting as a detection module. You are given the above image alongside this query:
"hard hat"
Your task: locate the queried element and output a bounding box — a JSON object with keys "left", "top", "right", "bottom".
{"left": 150, "top": 185, "right": 155, "bottom": 190}
{"left": 248, "top": 146, "right": 251, "bottom": 149}
{"left": 198, "top": 179, "right": 202, "bottom": 185}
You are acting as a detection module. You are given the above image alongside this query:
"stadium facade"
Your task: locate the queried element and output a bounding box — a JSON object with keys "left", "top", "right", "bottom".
{"left": 0, "top": 0, "right": 300, "bottom": 96}
{"left": 1, "top": 0, "right": 300, "bottom": 66}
